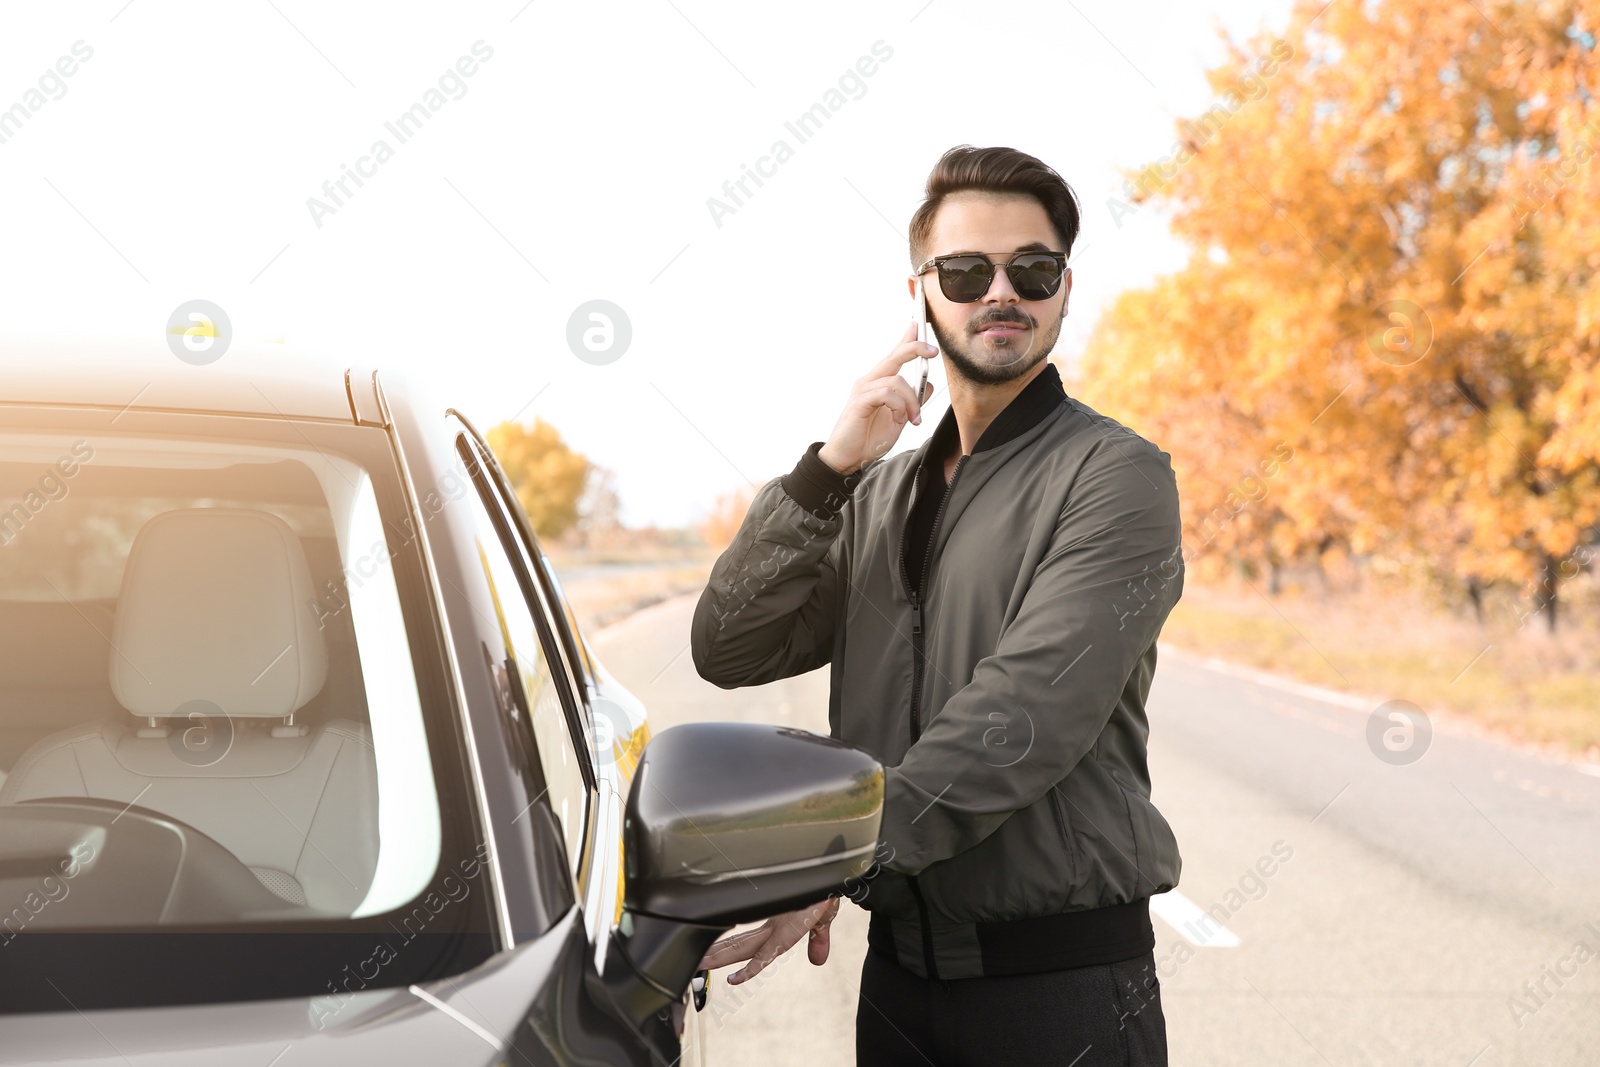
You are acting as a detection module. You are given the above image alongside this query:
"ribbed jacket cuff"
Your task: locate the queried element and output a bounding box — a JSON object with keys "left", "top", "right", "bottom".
{"left": 780, "top": 441, "right": 863, "bottom": 520}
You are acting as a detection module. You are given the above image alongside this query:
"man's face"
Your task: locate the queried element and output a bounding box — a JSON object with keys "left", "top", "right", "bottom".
{"left": 909, "top": 191, "right": 1073, "bottom": 386}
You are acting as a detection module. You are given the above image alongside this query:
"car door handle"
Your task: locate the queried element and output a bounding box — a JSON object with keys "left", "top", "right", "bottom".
{"left": 691, "top": 969, "right": 709, "bottom": 1012}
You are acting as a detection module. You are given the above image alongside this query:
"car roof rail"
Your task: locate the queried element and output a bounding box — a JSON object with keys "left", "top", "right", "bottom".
{"left": 344, "top": 367, "right": 388, "bottom": 427}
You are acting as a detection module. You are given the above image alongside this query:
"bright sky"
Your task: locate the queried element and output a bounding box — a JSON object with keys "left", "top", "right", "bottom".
{"left": 0, "top": 0, "right": 1292, "bottom": 529}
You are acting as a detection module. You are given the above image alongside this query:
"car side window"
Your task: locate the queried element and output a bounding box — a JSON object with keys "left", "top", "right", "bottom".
{"left": 464, "top": 433, "right": 595, "bottom": 714}
{"left": 494, "top": 503, "right": 591, "bottom": 729}
{"left": 461, "top": 436, "right": 598, "bottom": 761}
{"left": 457, "top": 437, "right": 592, "bottom": 875}
{"left": 535, "top": 549, "right": 599, "bottom": 684}
{"left": 526, "top": 546, "right": 592, "bottom": 702}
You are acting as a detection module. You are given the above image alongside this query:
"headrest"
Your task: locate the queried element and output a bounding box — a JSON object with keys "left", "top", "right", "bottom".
{"left": 109, "top": 508, "right": 328, "bottom": 719}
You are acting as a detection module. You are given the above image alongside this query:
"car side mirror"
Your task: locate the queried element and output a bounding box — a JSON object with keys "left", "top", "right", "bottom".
{"left": 599, "top": 723, "right": 883, "bottom": 1025}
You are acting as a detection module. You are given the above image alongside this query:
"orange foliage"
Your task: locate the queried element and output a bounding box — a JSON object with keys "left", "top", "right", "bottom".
{"left": 485, "top": 418, "right": 591, "bottom": 540}
{"left": 1081, "top": 0, "right": 1600, "bottom": 619}
{"left": 698, "top": 485, "right": 758, "bottom": 552}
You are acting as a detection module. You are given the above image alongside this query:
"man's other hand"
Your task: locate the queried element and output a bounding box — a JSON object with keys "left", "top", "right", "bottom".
{"left": 696, "top": 895, "right": 841, "bottom": 985}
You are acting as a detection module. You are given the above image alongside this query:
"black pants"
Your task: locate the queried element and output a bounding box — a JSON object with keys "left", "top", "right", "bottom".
{"left": 855, "top": 946, "right": 1168, "bottom": 1066}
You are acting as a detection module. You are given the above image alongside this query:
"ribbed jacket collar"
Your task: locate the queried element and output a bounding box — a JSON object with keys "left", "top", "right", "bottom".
{"left": 922, "top": 359, "right": 1066, "bottom": 469}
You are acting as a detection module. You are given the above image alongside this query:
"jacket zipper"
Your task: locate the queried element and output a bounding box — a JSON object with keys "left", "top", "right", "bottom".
{"left": 909, "top": 613, "right": 924, "bottom": 743}
{"left": 898, "top": 453, "right": 967, "bottom": 984}
{"left": 902, "top": 454, "right": 967, "bottom": 744}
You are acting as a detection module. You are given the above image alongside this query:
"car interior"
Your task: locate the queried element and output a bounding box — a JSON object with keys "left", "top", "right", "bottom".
{"left": 0, "top": 437, "right": 436, "bottom": 923}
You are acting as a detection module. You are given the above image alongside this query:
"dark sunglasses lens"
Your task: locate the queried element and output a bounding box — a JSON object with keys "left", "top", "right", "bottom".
{"left": 1008, "top": 255, "right": 1064, "bottom": 300}
{"left": 938, "top": 257, "right": 994, "bottom": 302}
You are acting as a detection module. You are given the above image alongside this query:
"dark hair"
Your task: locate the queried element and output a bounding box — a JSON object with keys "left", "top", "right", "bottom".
{"left": 908, "top": 145, "right": 1082, "bottom": 268}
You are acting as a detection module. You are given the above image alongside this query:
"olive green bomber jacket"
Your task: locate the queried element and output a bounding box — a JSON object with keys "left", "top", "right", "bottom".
{"left": 689, "top": 363, "right": 1185, "bottom": 979}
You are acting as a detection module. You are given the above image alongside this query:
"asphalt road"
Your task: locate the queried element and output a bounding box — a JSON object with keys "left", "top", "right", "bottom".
{"left": 590, "top": 593, "right": 1600, "bottom": 1067}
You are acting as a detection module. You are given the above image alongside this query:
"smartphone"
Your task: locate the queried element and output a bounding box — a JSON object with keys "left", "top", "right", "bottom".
{"left": 913, "top": 277, "right": 931, "bottom": 413}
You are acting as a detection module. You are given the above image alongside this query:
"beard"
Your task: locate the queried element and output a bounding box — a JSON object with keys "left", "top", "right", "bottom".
{"left": 928, "top": 305, "right": 1063, "bottom": 386}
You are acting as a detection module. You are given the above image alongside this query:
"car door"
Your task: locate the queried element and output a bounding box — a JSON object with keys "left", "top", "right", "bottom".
{"left": 452, "top": 416, "right": 702, "bottom": 1064}
{"left": 451, "top": 424, "right": 597, "bottom": 891}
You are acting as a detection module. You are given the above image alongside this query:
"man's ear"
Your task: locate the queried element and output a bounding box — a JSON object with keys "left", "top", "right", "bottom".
{"left": 907, "top": 275, "right": 918, "bottom": 299}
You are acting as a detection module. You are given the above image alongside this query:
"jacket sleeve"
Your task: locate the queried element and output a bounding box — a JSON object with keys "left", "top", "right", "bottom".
{"left": 691, "top": 442, "right": 864, "bottom": 689}
{"left": 878, "top": 437, "right": 1185, "bottom": 876}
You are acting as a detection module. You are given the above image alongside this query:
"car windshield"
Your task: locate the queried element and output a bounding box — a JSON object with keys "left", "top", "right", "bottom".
{"left": 0, "top": 411, "right": 493, "bottom": 1013}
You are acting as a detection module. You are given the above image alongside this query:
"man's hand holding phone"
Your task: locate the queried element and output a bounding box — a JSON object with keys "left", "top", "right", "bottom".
{"left": 817, "top": 321, "right": 937, "bottom": 477}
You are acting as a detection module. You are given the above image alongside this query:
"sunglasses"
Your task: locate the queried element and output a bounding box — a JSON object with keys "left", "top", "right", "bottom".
{"left": 915, "top": 250, "right": 1070, "bottom": 303}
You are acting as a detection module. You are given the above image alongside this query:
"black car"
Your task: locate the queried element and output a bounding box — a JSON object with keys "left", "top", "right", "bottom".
{"left": 0, "top": 340, "right": 883, "bottom": 1066}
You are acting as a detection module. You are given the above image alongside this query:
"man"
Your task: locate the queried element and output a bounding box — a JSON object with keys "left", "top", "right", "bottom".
{"left": 690, "top": 144, "right": 1184, "bottom": 1065}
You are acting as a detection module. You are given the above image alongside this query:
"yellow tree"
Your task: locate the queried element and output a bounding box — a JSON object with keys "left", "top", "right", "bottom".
{"left": 1470, "top": 1, "right": 1600, "bottom": 628}
{"left": 1081, "top": 0, "right": 1600, "bottom": 628}
{"left": 486, "top": 418, "right": 591, "bottom": 540}
{"left": 697, "top": 485, "right": 757, "bottom": 552}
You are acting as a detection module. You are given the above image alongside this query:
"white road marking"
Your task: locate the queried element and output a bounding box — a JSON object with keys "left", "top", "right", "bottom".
{"left": 1163, "top": 643, "right": 1600, "bottom": 775}
{"left": 1159, "top": 643, "right": 1370, "bottom": 710}
{"left": 1149, "top": 890, "right": 1241, "bottom": 948}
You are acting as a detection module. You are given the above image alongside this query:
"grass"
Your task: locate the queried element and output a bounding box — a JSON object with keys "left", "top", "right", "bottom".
{"left": 1161, "top": 580, "right": 1600, "bottom": 756}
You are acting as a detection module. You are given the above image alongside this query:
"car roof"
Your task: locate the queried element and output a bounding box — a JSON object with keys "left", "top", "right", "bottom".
{"left": 0, "top": 334, "right": 381, "bottom": 424}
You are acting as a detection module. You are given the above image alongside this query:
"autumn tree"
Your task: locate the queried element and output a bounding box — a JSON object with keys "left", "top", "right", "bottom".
{"left": 698, "top": 485, "right": 757, "bottom": 552}
{"left": 1080, "top": 0, "right": 1600, "bottom": 629}
{"left": 486, "top": 418, "right": 591, "bottom": 540}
